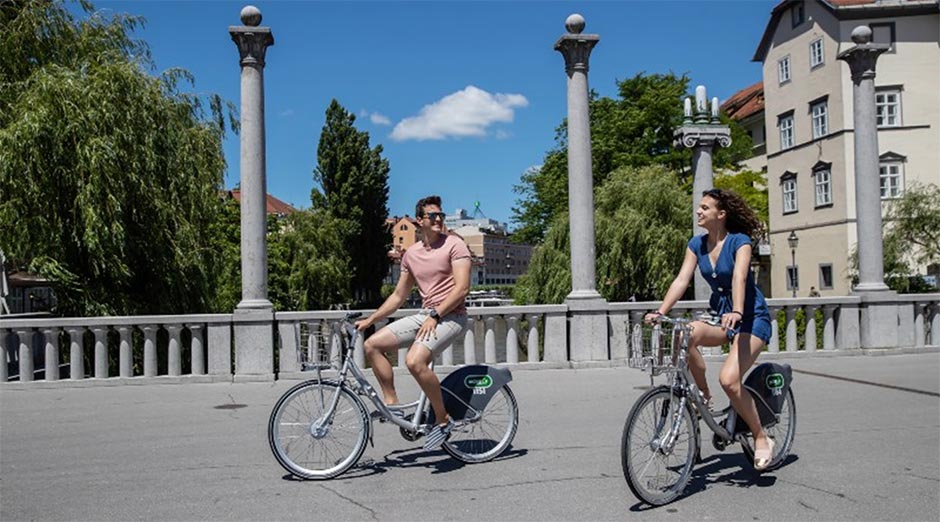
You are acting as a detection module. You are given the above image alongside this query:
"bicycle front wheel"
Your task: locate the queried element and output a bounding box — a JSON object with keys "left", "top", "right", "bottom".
{"left": 621, "top": 386, "right": 698, "bottom": 506}
{"left": 443, "top": 385, "right": 518, "bottom": 463}
{"left": 268, "top": 380, "right": 370, "bottom": 480}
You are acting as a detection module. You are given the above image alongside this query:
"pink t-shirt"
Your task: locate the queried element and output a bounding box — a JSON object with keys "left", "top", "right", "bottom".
{"left": 401, "top": 233, "right": 472, "bottom": 313}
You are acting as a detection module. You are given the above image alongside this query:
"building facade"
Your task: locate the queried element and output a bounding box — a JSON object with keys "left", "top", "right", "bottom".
{"left": 451, "top": 226, "right": 533, "bottom": 286}
{"left": 752, "top": 0, "right": 939, "bottom": 297}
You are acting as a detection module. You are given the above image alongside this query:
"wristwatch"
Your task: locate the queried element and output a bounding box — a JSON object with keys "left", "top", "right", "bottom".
{"left": 428, "top": 309, "right": 441, "bottom": 321}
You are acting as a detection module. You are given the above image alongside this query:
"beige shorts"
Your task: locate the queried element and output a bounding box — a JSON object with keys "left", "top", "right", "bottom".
{"left": 384, "top": 310, "right": 468, "bottom": 355}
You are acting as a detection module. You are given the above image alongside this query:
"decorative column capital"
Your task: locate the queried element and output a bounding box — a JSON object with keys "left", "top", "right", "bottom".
{"left": 837, "top": 26, "right": 889, "bottom": 84}
{"left": 554, "top": 14, "right": 598, "bottom": 75}
{"left": 673, "top": 125, "right": 732, "bottom": 150}
{"left": 230, "top": 26, "right": 274, "bottom": 68}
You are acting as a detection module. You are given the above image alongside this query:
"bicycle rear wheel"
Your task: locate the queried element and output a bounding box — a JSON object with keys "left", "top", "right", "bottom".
{"left": 741, "top": 387, "right": 796, "bottom": 471}
{"left": 621, "top": 386, "right": 698, "bottom": 506}
{"left": 268, "top": 380, "right": 370, "bottom": 480}
{"left": 442, "top": 385, "right": 518, "bottom": 463}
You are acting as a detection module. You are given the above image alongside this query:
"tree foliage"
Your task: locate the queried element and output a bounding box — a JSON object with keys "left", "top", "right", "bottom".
{"left": 714, "top": 169, "right": 769, "bottom": 227}
{"left": 313, "top": 100, "right": 390, "bottom": 307}
{"left": 512, "top": 72, "right": 753, "bottom": 243}
{"left": 0, "top": 0, "right": 233, "bottom": 315}
{"left": 848, "top": 183, "right": 940, "bottom": 293}
{"left": 515, "top": 166, "right": 691, "bottom": 304}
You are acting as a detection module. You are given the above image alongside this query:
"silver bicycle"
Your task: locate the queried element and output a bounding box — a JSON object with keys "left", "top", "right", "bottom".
{"left": 268, "top": 312, "right": 519, "bottom": 480}
{"left": 621, "top": 315, "right": 796, "bottom": 506}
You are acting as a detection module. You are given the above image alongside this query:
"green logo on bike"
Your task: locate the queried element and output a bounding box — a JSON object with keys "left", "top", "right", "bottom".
{"left": 465, "top": 375, "right": 493, "bottom": 389}
{"left": 766, "top": 373, "right": 785, "bottom": 390}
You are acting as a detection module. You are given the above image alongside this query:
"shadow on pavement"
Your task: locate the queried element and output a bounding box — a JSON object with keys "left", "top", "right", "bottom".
{"left": 627, "top": 452, "right": 800, "bottom": 511}
{"left": 281, "top": 445, "right": 528, "bottom": 481}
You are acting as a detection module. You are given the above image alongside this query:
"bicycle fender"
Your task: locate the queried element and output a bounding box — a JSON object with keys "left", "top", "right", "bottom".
{"left": 435, "top": 365, "right": 513, "bottom": 422}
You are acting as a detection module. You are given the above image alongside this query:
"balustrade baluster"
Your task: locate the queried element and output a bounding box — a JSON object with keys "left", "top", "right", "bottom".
{"left": 484, "top": 317, "right": 497, "bottom": 364}
{"left": 142, "top": 325, "right": 158, "bottom": 377}
{"left": 463, "top": 317, "right": 476, "bottom": 365}
{"left": 117, "top": 327, "right": 132, "bottom": 378}
{"left": 822, "top": 305, "right": 836, "bottom": 351}
{"left": 0, "top": 329, "right": 8, "bottom": 382}
{"left": 785, "top": 307, "right": 798, "bottom": 352}
{"left": 804, "top": 306, "right": 818, "bottom": 352}
{"left": 353, "top": 324, "right": 365, "bottom": 368}
{"left": 441, "top": 342, "right": 454, "bottom": 366}
{"left": 167, "top": 325, "right": 182, "bottom": 376}
{"left": 67, "top": 327, "right": 85, "bottom": 380}
{"left": 526, "top": 314, "right": 541, "bottom": 363}
{"left": 931, "top": 303, "right": 940, "bottom": 346}
{"left": 913, "top": 303, "right": 925, "bottom": 348}
{"left": 506, "top": 315, "right": 519, "bottom": 364}
{"left": 767, "top": 309, "right": 780, "bottom": 352}
{"left": 16, "top": 329, "right": 33, "bottom": 382}
{"left": 189, "top": 325, "right": 205, "bottom": 374}
{"left": 43, "top": 328, "right": 60, "bottom": 381}
{"left": 92, "top": 326, "right": 109, "bottom": 378}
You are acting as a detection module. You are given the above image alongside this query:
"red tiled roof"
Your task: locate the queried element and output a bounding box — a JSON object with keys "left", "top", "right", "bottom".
{"left": 721, "top": 81, "right": 764, "bottom": 121}
{"left": 229, "top": 190, "right": 297, "bottom": 216}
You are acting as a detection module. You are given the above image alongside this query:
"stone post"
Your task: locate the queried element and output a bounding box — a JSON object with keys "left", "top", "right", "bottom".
{"left": 230, "top": 6, "right": 275, "bottom": 380}
{"left": 838, "top": 26, "right": 896, "bottom": 350}
{"left": 555, "top": 14, "right": 608, "bottom": 362}
{"left": 674, "top": 86, "right": 732, "bottom": 299}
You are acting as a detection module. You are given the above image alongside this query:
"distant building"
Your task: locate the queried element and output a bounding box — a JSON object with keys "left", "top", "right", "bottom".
{"left": 445, "top": 206, "right": 508, "bottom": 235}
{"left": 742, "top": 0, "right": 939, "bottom": 296}
{"left": 451, "top": 226, "right": 533, "bottom": 286}
{"left": 228, "top": 190, "right": 297, "bottom": 217}
{"left": 721, "top": 81, "right": 767, "bottom": 174}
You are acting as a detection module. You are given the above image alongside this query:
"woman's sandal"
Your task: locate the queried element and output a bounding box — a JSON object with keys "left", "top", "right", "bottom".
{"left": 753, "top": 437, "right": 776, "bottom": 471}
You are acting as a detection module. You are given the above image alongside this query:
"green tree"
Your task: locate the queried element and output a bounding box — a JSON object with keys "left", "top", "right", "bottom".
{"left": 313, "top": 100, "right": 390, "bottom": 307}
{"left": 515, "top": 165, "right": 690, "bottom": 304}
{"left": 512, "top": 72, "right": 753, "bottom": 243}
{"left": 714, "top": 169, "right": 769, "bottom": 226}
{"left": 0, "top": 0, "right": 233, "bottom": 315}
{"left": 848, "top": 183, "right": 940, "bottom": 293}
{"left": 268, "top": 210, "right": 352, "bottom": 311}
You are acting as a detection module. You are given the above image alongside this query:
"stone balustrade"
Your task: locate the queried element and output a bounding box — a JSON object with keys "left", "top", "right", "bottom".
{"left": 2, "top": 295, "right": 938, "bottom": 386}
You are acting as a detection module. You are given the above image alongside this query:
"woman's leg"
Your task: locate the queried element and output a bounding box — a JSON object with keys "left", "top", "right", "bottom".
{"left": 687, "top": 321, "right": 728, "bottom": 401}
{"left": 718, "top": 333, "right": 770, "bottom": 453}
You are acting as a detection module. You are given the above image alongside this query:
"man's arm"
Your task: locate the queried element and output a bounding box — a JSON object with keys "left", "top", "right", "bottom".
{"left": 356, "top": 269, "right": 415, "bottom": 330}
{"left": 432, "top": 258, "right": 471, "bottom": 316}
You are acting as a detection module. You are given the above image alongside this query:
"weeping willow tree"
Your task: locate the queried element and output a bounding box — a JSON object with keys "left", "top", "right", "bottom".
{"left": 515, "top": 165, "right": 690, "bottom": 304}
{"left": 0, "top": 0, "right": 235, "bottom": 315}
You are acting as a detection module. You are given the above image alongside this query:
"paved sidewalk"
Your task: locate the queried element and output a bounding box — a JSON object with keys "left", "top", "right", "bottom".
{"left": 1, "top": 352, "right": 938, "bottom": 521}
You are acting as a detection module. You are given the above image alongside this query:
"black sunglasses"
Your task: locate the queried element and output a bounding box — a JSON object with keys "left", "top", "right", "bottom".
{"left": 423, "top": 212, "right": 446, "bottom": 221}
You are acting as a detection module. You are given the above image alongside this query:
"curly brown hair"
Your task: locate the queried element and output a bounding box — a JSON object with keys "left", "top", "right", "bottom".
{"left": 702, "top": 188, "right": 764, "bottom": 240}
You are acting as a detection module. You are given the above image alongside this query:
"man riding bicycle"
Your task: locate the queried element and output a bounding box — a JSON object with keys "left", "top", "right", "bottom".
{"left": 355, "top": 195, "right": 472, "bottom": 450}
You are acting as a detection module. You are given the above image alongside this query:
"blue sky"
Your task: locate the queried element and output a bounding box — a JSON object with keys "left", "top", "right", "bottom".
{"left": 86, "top": 0, "right": 776, "bottom": 227}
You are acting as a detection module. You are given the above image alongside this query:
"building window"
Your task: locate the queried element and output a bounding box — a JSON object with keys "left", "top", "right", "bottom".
{"left": 781, "top": 172, "right": 798, "bottom": 214}
{"left": 876, "top": 89, "right": 901, "bottom": 127}
{"left": 778, "top": 56, "right": 791, "bottom": 84}
{"left": 813, "top": 164, "right": 832, "bottom": 207}
{"left": 811, "top": 100, "right": 828, "bottom": 138}
{"left": 779, "top": 113, "right": 794, "bottom": 149}
{"left": 819, "top": 264, "right": 833, "bottom": 290}
{"left": 810, "top": 38, "right": 824, "bottom": 68}
{"left": 787, "top": 265, "right": 799, "bottom": 292}
{"left": 879, "top": 162, "right": 903, "bottom": 199}
{"left": 871, "top": 22, "right": 896, "bottom": 53}
{"left": 791, "top": 2, "right": 805, "bottom": 27}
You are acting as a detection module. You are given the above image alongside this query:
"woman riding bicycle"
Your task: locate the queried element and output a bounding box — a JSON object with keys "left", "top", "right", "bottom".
{"left": 644, "top": 188, "right": 775, "bottom": 470}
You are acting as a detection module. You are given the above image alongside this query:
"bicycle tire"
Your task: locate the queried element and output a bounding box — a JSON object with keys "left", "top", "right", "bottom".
{"left": 621, "top": 386, "right": 698, "bottom": 506}
{"left": 740, "top": 387, "right": 796, "bottom": 472}
{"left": 268, "top": 379, "right": 370, "bottom": 480}
{"left": 442, "top": 385, "right": 518, "bottom": 463}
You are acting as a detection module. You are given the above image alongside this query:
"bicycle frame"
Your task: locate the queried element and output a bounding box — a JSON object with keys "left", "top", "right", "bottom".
{"left": 310, "top": 319, "right": 435, "bottom": 436}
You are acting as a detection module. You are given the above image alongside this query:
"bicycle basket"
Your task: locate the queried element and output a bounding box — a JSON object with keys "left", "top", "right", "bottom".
{"left": 629, "top": 322, "right": 680, "bottom": 373}
{"left": 297, "top": 321, "right": 344, "bottom": 370}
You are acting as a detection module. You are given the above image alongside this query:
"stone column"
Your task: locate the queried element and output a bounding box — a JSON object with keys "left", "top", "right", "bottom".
{"left": 555, "top": 14, "right": 608, "bottom": 362}
{"left": 230, "top": 6, "right": 275, "bottom": 380}
{"left": 674, "top": 87, "right": 732, "bottom": 299}
{"left": 838, "top": 26, "right": 890, "bottom": 293}
{"left": 838, "top": 26, "right": 897, "bottom": 350}
{"left": 554, "top": 14, "right": 601, "bottom": 303}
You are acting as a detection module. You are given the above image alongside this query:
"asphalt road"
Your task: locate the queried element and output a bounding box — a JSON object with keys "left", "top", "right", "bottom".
{"left": 2, "top": 352, "right": 938, "bottom": 521}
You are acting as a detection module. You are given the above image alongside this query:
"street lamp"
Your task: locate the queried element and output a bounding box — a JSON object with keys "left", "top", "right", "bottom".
{"left": 787, "top": 231, "right": 799, "bottom": 298}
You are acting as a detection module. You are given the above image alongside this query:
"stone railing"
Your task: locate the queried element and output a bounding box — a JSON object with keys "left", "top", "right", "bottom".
{"left": 0, "top": 314, "right": 234, "bottom": 386}
{"left": 2, "top": 294, "right": 938, "bottom": 385}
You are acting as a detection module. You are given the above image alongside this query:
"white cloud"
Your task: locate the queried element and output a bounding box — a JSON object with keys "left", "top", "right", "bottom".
{"left": 390, "top": 85, "right": 528, "bottom": 141}
{"left": 370, "top": 112, "right": 391, "bottom": 126}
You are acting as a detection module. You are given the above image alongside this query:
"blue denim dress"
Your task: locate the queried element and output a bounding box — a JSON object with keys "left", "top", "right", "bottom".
{"left": 688, "top": 233, "right": 772, "bottom": 343}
